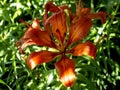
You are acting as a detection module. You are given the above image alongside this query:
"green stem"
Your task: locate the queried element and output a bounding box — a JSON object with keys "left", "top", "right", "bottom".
{"left": 106, "top": 3, "right": 119, "bottom": 59}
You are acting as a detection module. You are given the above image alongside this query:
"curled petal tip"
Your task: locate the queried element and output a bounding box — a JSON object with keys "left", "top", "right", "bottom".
{"left": 31, "top": 18, "right": 41, "bottom": 30}
{"left": 98, "top": 12, "right": 108, "bottom": 23}
{"left": 45, "top": 1, "right": 60, "bottom": 12}
{"left": 88, "top": 11, "right": 108, "bottom": 23}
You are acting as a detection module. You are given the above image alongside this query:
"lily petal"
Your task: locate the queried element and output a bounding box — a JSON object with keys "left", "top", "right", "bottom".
{"left": 47, "top": 11, "right": 67, "bottom": 45}
{"left": 16, "top": 18, "right": 40, "bottom": 47}
{"left": 45, "top": 1, "right": 60, "bottom": 13}
{"left": 16, "top": 27, "right": 36, "bottom": 47}
{"left": 87, "top": 11, "right": 108, "bottom": 23}
{"left": 69, "top": 41, "right": 97, "bottom": 59}
{"left": 16, "top": 24, "right": 56, "bottom": 53}
{"left": 76, "top": 7, "right": 107, "bottom": 23}
{"left": 43, "top": 1, "right": 68, "bottom": 26}
{"left": 19, "top": 39, "right": 36, "bottom": 54}
{"left": 17, "top": 29, "right": 55, "bottom": 51}
{"left": 31, "top": 18, "right": 41, "bottom": 30}
{"left": 27, "top": 50, "right": 58, "bottom": 69}
{"left": 43, "top": 1, "right": 60, "bottom": 29}
{"left": 68, "top": 18, "right": 92, "bottom": 45}
{"left": 44, "top": 1, "right": 74, "bottom": 25}
{"left": 76, "top": 8, "right": 91, "bottom": 18}
{"left": 44, "top": 1, "right": 70, "bottom": 13}
{"left": 54, "top": 56, "right": 75, "bottom": 87}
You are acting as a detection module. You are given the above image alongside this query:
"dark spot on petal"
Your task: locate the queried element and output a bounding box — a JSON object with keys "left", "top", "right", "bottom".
{"left": 56, "top": 29, "right": 59, "bottom": 33}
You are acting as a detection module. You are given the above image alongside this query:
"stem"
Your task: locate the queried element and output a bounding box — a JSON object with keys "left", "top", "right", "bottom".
{"left": 106, "top": 3, "right": 119, "bottom": 59}
{"left": 19, "top": 19, "right": 30, "bottom": 27}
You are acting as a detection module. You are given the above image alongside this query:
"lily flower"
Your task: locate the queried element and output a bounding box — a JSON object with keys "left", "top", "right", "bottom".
{"left": 16, "top": 1, "right": 107, "bottom": 87}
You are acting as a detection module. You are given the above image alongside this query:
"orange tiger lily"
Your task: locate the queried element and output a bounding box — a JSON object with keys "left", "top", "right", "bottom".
{"left": 16, "top": 1, "right": 107, "bottom": 87}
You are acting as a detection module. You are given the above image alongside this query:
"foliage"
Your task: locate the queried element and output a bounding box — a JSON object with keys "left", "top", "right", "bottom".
{"left": 0, "top": 0, "right": 120, "bottom": 90}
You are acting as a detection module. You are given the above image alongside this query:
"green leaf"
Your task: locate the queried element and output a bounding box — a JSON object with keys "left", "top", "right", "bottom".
{"left": 0, "top": 79, "right": 12, "bottom": 90}
{"left": 2, "top": 9, "right": 11, "bottom": 22}
{"left": 12, "top": 9, "right": 22, "bottom": 21}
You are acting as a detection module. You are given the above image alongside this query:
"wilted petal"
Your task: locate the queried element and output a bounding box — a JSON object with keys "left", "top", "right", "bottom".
{"left": 68, "top": 18, "right": 92, "bottom": 45}
{"left": 27, "top": 50, "right": 58, "bottom": 69}
{"left": 47, "top": 11, "right": 67, "bottom": 45}
{"left": 69, "top": 41, "right": 97, "bottom": 59}
{"left": 54, "top": 56, "right": 75, "bottom": 87}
